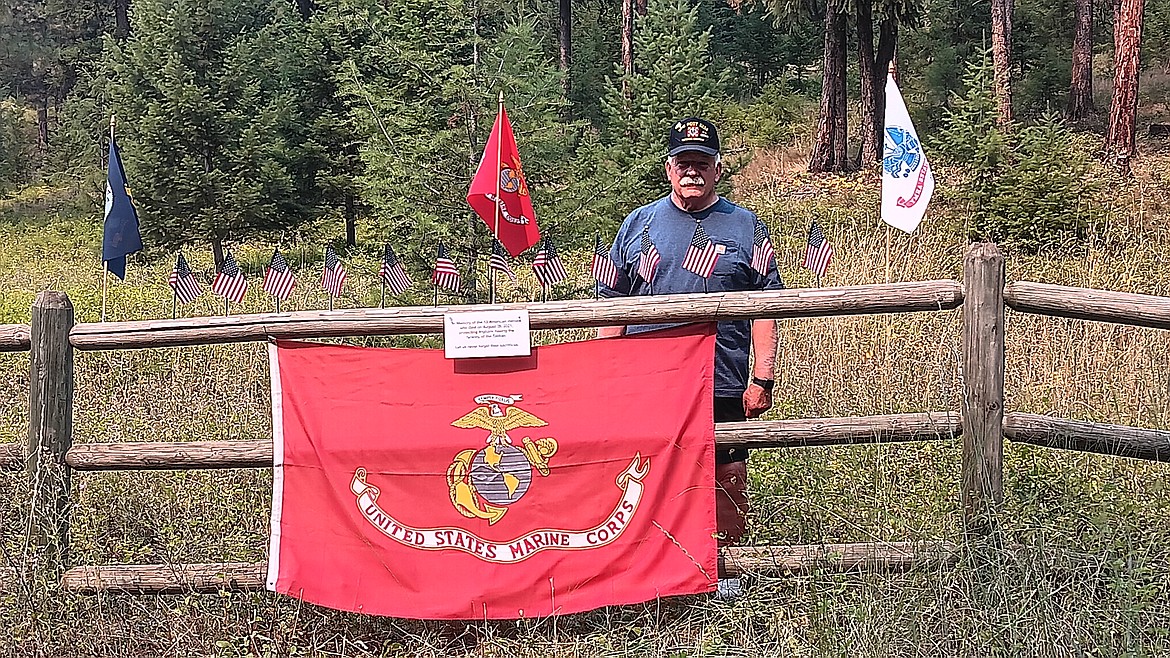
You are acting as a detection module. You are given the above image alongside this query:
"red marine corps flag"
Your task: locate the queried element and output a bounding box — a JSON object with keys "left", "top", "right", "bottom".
{"left": 267, "top": 325, "right": 718, "bottom": 619}
{"left": 467, "top": 96, "right": 541, "bottom": 257}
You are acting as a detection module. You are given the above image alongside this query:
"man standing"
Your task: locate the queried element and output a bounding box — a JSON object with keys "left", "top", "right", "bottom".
{"left": 597, "top": 118, "right": 782, "bottom": 561}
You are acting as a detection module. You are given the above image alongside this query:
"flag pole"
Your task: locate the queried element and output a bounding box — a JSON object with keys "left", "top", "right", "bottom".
{"left": 328, "top": 294, "right": 333, "bottom": 312}
{"left": 490, "top": 91, "right": 504, "bottom": 304}
{"left": 171, "top": 290, "right": 177, "bottom": 320}
{"left": 225, "top": 297, "right": 230, "bottom": 316}
{"left": 276, "top": 298, "right": 281, "bottom": 314}
{"left": 380, "top": 279, "right": 386, "bottom": 309}
{"left": 433, "top": 283, "right": 438, "bottom": 307}
{"left": 816, "top": 274, "right": 822, "bottom": 288}
{"left": 101, "top": 263, "right": 109, "bottom": 322}
{"left": 101, "top": 114, "right": 116, "bottom": 323}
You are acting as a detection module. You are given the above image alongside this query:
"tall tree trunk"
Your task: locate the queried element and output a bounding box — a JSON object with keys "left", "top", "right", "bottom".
{"left": 856, "top": 0, "right": 877, "bottom": 169}
{"left": 294, "top": 0, "right": 314, "bottom": 19}
{"left": 36, "top": 95, "right": 49, "bottom": 155}
{"left": 558, "top": 0, "right": 572, "bottom": 113}
{"left": 1068, "top": 0, "right": 1094, "bottom": 119}
{"left": 621, "top": 0, "right": 634, "bottom": 79}
{"left": 211, "top": 237, "right": 225, "bottom": 271}
{"left": 344, "top": 191, "right": 356, "bottom": 247}
{"left": 991, "top": 0, "right": 1014, "bottom": 126}
{"left": 1106, "top": 0, "right": 1145, "bottom": 169}
{"left": 856, "top": 5, "right": 898, "bottom": 166}
{"left": 810, "top": 6, "right": 849, "bottom": 173}
{"left": 113, "top": 0, "right": 131, "bottom": 39}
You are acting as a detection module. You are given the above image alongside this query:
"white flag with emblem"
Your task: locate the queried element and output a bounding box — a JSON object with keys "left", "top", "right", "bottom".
{"left": 881, "top": 73, "right": 934, "bottom": 233}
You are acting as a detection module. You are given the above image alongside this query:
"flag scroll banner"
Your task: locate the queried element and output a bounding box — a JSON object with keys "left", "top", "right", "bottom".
{"left": 881, "top": 73, "right": 935, "bottom": 233}
{"left": 467, "top": 103, "right": 541, "bottom": 257}
{"left": 267, "top": 325, "right": 718, "bottom": 619}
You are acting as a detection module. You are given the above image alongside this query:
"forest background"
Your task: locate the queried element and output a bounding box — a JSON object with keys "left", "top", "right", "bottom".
{"left": 1, "top": 0, "right": 1170, "bottom": 655}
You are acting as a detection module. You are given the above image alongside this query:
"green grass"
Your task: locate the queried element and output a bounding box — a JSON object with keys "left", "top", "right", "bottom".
{"left": 1, "top": 140, "right": 1170, "bottom": 656}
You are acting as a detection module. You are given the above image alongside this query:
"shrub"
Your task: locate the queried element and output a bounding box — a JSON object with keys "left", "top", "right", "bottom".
{"left": 936, "top": 55, "right": 1101, "bottom": 253}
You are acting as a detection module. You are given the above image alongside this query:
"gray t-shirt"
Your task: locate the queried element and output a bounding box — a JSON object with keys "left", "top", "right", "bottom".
{"left": 600, "top": 195, "right": 784, "bottom": 397}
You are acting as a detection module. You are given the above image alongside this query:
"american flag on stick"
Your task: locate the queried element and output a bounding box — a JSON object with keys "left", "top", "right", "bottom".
{"left": 168, "top": 253, "right": 202, "bottom": 305}
{"left": 591, "top": 234, "right": 618, "bottom": 289}
{"left": 636, "top": 223, "right": 660, "bottom": 283}
{"left": 681, "top": 222, "right": 719, "bottom": 278}
{"left": 321, "top": 245, "right": 347, "bottom": 298}
{"left": 263, "top": 248, "right": 296, "bottom": 302}
{"left": 488, "top": 239, "right": 517, "bottom": 282}
{"left": 802, "top": 221, "right": 834, "bottom": 279}
{"left": 532, "top": 238, "right": 568, "bottom": 288}
{"left": 750, "top": 222, "right": 776, "bottom": 276}
{"left": 211, "top": 249, "right": 248, "bottom": 304}
{"left": 432, "top": 244, "right": 462, "bottom": 293}
{"left": 379, "top": 244, "right": 412, "bottom": 295}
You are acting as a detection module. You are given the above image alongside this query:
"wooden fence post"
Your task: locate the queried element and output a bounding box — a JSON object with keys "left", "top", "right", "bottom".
{"left": 961, "top": 244, "right": 1005, "bottom": 534}
{"left": 27, "top": 291, "right": 75, "bottom": 564}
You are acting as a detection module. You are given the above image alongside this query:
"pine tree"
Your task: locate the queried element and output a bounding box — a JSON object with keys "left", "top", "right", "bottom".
{"left": 602, "top": 0, "right": 727, "bottom": 203}
{"left": 103, "top": 0, "right": 333, "bottom": 260}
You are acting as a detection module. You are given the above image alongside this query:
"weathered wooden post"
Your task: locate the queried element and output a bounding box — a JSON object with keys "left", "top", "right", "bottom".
{"left": 27, "top": 291, "right": 75, "bottom": 564}
{"left": 961, "top": 244, "right": 1005, "bottom": 534}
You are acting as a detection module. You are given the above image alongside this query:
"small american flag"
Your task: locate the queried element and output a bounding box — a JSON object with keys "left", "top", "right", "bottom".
{"left": 488, "top": 239, "right": 517, "bottom": 282}
{"left": 211, "top": 249, "right": 248, "bottom": 304}
{"left": 803, "top": 221, "right": 834, "bottom": 278}
{"left": 590, "top": 234, "right": 618, "bottom": 288}
{"left": 321, "top": 245, "right": 347, "bottom": 298}
{"left": 681, "top": 222, "right": 719, "bottom": 278}
{"left": 636, "top": 223, "right": 660, "bottom": 283}
{"left": 532, "top": 238, "right": 568, "bottom": 288}
{"left": 167, "top": 252, "right": 202, "bottom": 305}
{"left": 432, "top": 243, "right": 462, "bottom": 293}
{"left": 379, "top": 244, "right": 412, "bottom": 295}
{"left": 263, "top": 248, "right": 296, "bottom": 301}
{"left": 750, "top": 221, "right": 776, "bottom": 276}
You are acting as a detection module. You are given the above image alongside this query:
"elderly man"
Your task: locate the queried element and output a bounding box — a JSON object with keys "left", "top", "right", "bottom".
{"left": 597, "top": 118, "right": 782, "bottom": 572}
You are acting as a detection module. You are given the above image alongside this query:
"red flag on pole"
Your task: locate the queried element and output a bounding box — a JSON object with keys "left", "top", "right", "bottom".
{"left": 467, "top": 101, "right": 541, "bottom": 257}
{"left": 267, "top": 325, "right": 718, "bottom": 619}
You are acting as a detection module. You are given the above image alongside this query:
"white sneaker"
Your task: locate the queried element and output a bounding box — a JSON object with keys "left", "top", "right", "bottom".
{"left": 715, "top": 577, "right": 743, "bottom": 600}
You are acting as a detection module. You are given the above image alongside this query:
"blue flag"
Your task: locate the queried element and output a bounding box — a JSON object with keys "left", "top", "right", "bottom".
{"left": 103, "top": 136, "right": 143, "bottom": 280}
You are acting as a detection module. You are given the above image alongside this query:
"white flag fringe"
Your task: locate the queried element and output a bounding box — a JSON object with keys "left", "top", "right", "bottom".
{"left": 881, "top": 73, "right": 935, "bottom": 234}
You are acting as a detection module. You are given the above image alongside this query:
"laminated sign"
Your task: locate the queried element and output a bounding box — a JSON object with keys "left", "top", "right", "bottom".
{"left": 266, "top": 325, "right": 718, "bottom": 619}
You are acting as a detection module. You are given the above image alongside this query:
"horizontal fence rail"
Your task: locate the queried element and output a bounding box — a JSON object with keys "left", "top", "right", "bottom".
{"left": 59, "top": 541, "right": 959, "bottom": 593}
{"left": 68, "top": 282, "right": 964, "bottom": 350}
{"left": 0, "top": 323, "right": 31, "bottom": 352}
{"left": 1005, "top": 281, "right": 1170, "bottom": 330}
{"left": 1005, "top": 413, "right": 1170, "bottom": 462}
{"left": 64, "top": 413, "right": 962, "bottom": 471}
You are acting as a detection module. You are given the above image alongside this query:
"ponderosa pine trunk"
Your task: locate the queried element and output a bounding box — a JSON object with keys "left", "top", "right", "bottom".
{"left": 991, "top": 0, "right": 1014, "bottom": 126}
{"left": 1106, "top": 0, "right": 1145, "bottom": 169}
{"left": 114, "top": 0, "right": 131, "bottom": 38}
{"left": 810, "top": 5, "right": 849, "bottom": 172}
{"left": 1068, "top": 0, "right": 1094, "bottom": 119}
{"left": 621, "top": 0, "right": 634, "bottom": 78}
{"left": 857, "top": 4, "right": 898, "bottom": 167}
{"left": 559, "top": 0, "right": 572, "bottom": 109}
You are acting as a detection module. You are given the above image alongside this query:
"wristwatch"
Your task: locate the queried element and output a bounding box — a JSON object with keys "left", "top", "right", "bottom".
{"left": 750, "top": 377, "right": 775, "bottom": 392}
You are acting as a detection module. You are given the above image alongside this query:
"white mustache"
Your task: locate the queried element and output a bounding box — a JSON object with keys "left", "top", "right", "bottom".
{"left": 679, "top": 176, "right": 705, "bottom": 186}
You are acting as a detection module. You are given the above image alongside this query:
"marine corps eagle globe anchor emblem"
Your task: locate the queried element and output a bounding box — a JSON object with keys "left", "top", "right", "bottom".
{"left": 446, "top": 394, "right": 558, "bottom": 524}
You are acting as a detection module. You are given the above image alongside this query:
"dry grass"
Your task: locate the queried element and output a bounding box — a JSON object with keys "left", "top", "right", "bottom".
{"left": 1, "top": 137, "right": 1170, "bottom": 655}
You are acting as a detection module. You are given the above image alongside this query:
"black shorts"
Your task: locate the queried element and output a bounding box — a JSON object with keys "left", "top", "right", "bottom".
{"left": 714, "top": 396, "right": 748, "bottom": 464}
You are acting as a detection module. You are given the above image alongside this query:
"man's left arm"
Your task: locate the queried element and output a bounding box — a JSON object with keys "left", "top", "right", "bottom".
{"left": 743, "top": 318, "right": 778, "bottom": 418}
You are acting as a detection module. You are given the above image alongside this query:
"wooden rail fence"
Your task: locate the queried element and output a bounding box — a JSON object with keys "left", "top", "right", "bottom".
{"left": 1, "top": 243, "right": 1169, "bottom": 597}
